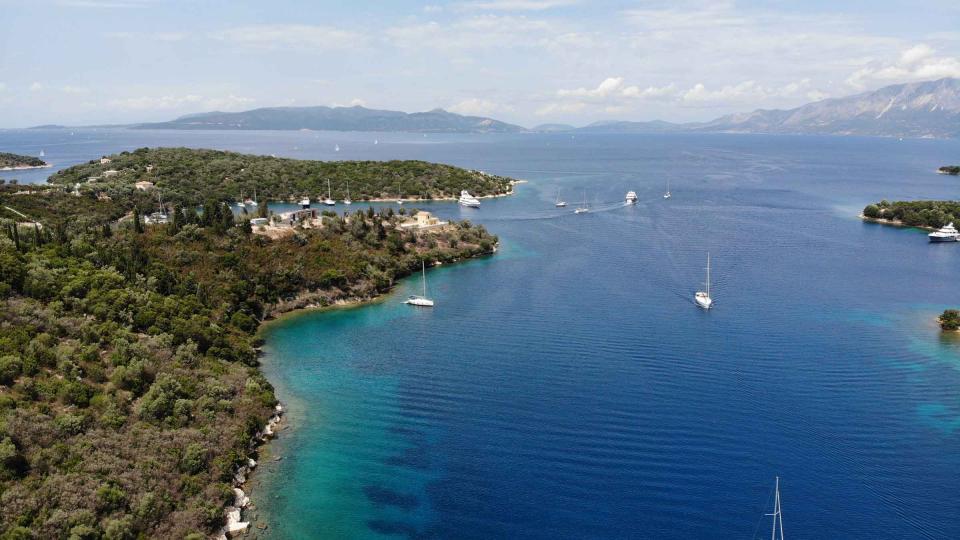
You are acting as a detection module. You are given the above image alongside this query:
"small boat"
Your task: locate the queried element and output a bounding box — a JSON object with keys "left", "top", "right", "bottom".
{"left": 397, "top": 181, "right": 404, "bottom": 205}
{"left": 574, "top": 190, "right": 589, "bottom": 214}
{"left": 625, "top": 191, "right": 638, "bottom": 204}
{"left": 404, "top": 261, "right": 435, "bottom": 307}
{"left": 374, "top": 139, "right": 379, "bottom": 145}
{"left": 334, "top": 144, "right": 340, "bottom": 152}
{"left": 459, "top": 190, "right": 481, "bottom": 208}
{"left": 323, "top": 179, "right": 336, "bottom": 206}
{"left": 695, "top": 252, "right": 713, "bottom": 309}
{"left": 555, "top": 188, "right": 567, "bottom": 207}
{"left": 764, "top": 477, "right": 785, "bottom": 540}
{"left": 344, "top": 182, "right": 352, "bottom": 205}
{"left": 39, "top": 149, "right": 45, "bottom": 157}
{"left": 929, "top": 222, "right": 959, "bottom": 242}
{"left": 300, "top": 197, "right": 311, "bottom": 209}
{"left": 664, "top": 179, "right": 671, "bottom": 199}
{"left": 249, "top": 188, "right": 259, "bottom": 207}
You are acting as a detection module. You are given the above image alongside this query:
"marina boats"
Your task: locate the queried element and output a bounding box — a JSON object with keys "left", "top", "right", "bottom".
{"left": 574, "top": 190, "right": 589, "bottom": 214}
{"left": 928, "top": 222, "right": 959, "bottom": 242}
{"left": 555, "top": 188, "right": 567, "bottom": 207}
{"left": 695, "top": 252, "right": 713, "bottom": 309}
{"left": 459, "top": 190, "right": 481, "bottom": 208}
{"left": 625, "top": 191, "right": 638, "bottom": 204}
{"left": 404, "top": 261, "right": 435, "bottom": 307}
{"left": 664, "top": 179, "right": 671, "bottom": 199}
{"left": 323, "top": 179, "right": 336, "bottom": 206}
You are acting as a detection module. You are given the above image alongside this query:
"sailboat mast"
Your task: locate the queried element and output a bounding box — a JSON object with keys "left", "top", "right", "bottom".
{"left": 421, "top": 260, "right": 427, "bottom": 297}
{"left": 706, "top": 253, "right": 711, "bottom": 297}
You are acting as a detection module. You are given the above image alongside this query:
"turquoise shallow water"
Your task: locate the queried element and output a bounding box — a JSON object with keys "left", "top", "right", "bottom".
{"left": 3, "top": 129, "right": 960, "bottom": 538}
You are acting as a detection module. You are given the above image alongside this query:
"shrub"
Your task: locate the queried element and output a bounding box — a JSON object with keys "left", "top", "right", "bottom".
{"left": 96, "top": 482, "right": 127, "bottom": 514}
{"left": 0, "top": 355, "right": 22, "bottom": 385}
{"left": 940, "top": 309, "right": 960, "bottom": 331}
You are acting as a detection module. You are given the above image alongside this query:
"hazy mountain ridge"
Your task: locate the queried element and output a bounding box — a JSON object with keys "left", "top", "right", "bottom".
{"left": 134, "top": 105, "right": 526, "bottom": 133}
{"left": 73, "top": 78, "right": 960, "bottom": 138}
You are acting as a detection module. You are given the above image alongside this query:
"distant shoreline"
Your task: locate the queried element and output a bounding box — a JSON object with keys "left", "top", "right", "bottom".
{"left": 0, "top": 164, "right": 52, "bottom": 172}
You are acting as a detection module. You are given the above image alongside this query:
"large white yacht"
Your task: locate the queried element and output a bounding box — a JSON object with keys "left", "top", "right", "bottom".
{"left": 695, "top": 253, "right": 713, "bottom": 309}
{"left": 928, "top": 222, "right": 960, "bottom": 242}
{"left": 459, "top": 190, "right": 481, "bottom": 208}
{"left": 625, "top": 191, "right": 638, "bottom": 204}
{"left": 299, "top": 197, "right": 311, "bottom": 209}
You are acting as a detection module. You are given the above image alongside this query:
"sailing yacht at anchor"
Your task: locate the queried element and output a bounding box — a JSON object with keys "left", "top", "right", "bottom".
{"left": 574, "top": 190, "right": 590, "bottom": 214}
{"left": 404, "top": 260, "right": 434, "bottom": 307}
{"left": 764, "top": 477, "right": 785, "bottom": 540}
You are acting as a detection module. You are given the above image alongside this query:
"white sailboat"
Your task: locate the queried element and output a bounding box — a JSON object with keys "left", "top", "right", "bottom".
{"left": 334, "top": 144, "right": 340, "bottom": 152}
{"left": 664, "top": 179, "right": 671, "bottom": 199}
{"left": 404, "top": 261, "right": 435, "bottom": 307}
{"left": 397, "top": 181, "right": 404, "bottom": 205}
{"left": 249, "top": 188, "right": 258, "bottom": 207}
{"left": 765, "top": 477, "right": 785, "bottom": 540}
{"left": 555, "top": 188, "right": 567, "bottom": 207}
{"left": 236, "top": 191, "right": 246, "bottom": 209}
{"left": 343, "top": 182, "right": 352, "bottom": 205}
{"left": 323, "top": 179, "right": 336, "bottom": 206}
{"left": 39, "top": 149, "right": 45, "bottom": 157}
{"left": 695, "top": 252, "right": 713, "bottom": 309}
{"left": 574, "top": 190, "right": 589, "bottom": 214}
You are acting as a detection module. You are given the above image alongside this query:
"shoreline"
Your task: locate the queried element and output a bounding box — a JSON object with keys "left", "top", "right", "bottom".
{"left": 0, "top": 164, "right": 51, "bottom": 172}
{"left": 859, "top": 214, "right": 937, "bottom": 232}
{"left": 279, "top": 180, "right": 525, "bottom": 205}
{"left": 234, "top": 245, "right": 498, "bottom": 535}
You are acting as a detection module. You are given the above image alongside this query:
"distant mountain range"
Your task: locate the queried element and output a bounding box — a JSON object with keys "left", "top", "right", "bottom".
{"left": 33, "top": 78, "right": 960, "bottom": 138}
{"left": 134, "top": 106, "right": 526, "bottom": 133}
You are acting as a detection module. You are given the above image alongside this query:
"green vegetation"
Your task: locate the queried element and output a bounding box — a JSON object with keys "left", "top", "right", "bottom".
{"left": 0, "top": 153, "right": 46, "bottom": 169}
{"left": 938, "top": 165, "right": 960, "bottom": 176}
{"left": 49, "top": 147, "right": 514, "bottom": 206}
{"left": 862, "top": 200, "right": 960, "bottom": 229}
{"left": 939, "top": 310, "right": 960, "bottom": 331}
{"left": 0, "top": 150, "right": 499, "bottom": 538}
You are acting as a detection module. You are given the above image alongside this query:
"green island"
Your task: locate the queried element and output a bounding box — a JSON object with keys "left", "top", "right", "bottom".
{"left": 861, "top": 200, "right": 960, "bottom": 229}
{"left": 0, "top": 149, "right": 502, "bottom": 538}
{"left": 937, "top": 165, "right": 959, "bottom": 175}
{"left": 939, "top": 309, "right": 960, "bottom": 331}
{"left": 49, "top": 147, "right": 514, "bottom": 204}
{"left": 0, "top": 153, "right": 47, "bottom": 171}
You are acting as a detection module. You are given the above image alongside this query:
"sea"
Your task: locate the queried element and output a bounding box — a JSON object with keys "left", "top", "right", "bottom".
{"left": 2, "top": 128, "right": 960, "bottom": 539}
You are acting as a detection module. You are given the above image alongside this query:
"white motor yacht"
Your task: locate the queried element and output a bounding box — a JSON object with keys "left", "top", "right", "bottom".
{"left": 929, "top": 222, "right": 959, "bottom": 242}
{"left": 625, "top": 191, "right": 638, "bottom": 204}
{"left": 459, "top": 190, "right": 481, "bottom": 208}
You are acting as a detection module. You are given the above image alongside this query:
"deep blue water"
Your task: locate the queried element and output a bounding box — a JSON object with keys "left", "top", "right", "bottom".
{"left": 3, "top": 129, "right": 960, "bottom": 538}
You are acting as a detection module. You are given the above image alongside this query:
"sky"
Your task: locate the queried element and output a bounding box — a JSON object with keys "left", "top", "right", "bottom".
{"left": 1, "top": 0, "right": 959, "bottom": 128}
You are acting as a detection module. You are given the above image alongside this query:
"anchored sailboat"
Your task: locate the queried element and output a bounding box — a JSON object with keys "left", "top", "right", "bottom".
{"left": 404, "top": 261, "right": 435, "bottom": 307}
{"left": 323, "top": 179, "right": 336, "bottom": 206}
{"left": 695, "top": 252, "right": 712, "bottom": 309}
{"left": 397, "top": 181, "right": 404, "bottom": 205}
{"left": 664, "top": 179, "right": 671, "bottom": 199}
{"left": 344, "top": 182, "right": 352, "bottom": 205}
{"left": 555, "top": 188, "right": 567, "bottom": 208}
{"left": 574, "top": 190, "right": 590, "bottom": 214}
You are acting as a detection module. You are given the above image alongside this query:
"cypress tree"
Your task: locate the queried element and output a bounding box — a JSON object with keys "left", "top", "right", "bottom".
{"left": 133, "top": 208, "right": 143, "bottom": 234}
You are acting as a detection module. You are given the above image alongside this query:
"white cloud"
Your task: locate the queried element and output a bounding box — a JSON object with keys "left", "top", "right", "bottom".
{"left": 535, "top": 101, "right": 586, "bottom": 116}
{"left": 386, "top": 15, "right": 552, "bottom": 51}
{"left": 847, "top": 44, "right": 960, "bottom": 88}
{"left": 332, "top": 98, "right": 367, "bottom": 108}
{"left": 622, "top": 83, "right": 676, "bottom": 100}
{"left": 62, "top": 85, "right": 90, "bottom": 94}
{"left": 0, "top": 83, "right": 6, "bottom": 93}
{"left": 447, "top": 98, "right": 512, "bottom": 116}
{"left": 458, "top": 0, "right": 578, "bottom": 11}
{"left": 558, "top": 77, "right": 624, "bottom": 98}
{"left": 56, "top": 0, "right": 154, "bottom": 7}
{"left": 681, "top": 79, "right": 821, "bottom": 105}
{"left": 212, "top": 25, "right": 367, "bottom": 50}
{"left": 29, "top": 82, "right": 44, "bottom": 92}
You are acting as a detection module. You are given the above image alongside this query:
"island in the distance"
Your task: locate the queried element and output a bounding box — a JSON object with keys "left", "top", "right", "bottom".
{"left": 0, "top": 151, "right": 48, "bottom": 171}
{"left": 939, "top": 309, "right": 960, "bottom": 331}
{"left": 0, "top": 149, "right": 506, "bottom": 539}
{"left": 938, "top": 165, "right": 959, "bottom": 175}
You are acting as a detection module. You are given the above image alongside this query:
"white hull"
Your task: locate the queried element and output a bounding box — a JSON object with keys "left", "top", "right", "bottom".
{"left": 929, "top": 234, "right": 959, "bottom": 242}
{"left": 574, "top": 208, "right": 589, "bottom": 214}
{"left": 555, "top": 202, "right": 567, "bottom": 207}
{"left": 663, "top": 192, "right": 671, "bottom": 199}
{"left": 323, "top": 199, "right": 336, "bottom": 206}
{"left": 458, "top": 190, "right": 481, "bottom": 207}
{"left": 405, "top": 296, "right": 434, "bottom": 307}
{"left": 695, "top": 294, "right": 712, "bottom": 309}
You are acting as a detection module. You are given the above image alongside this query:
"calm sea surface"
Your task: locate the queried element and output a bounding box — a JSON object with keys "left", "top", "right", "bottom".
{"left": 3, "top": 128, "right": 960, "bottom": 538}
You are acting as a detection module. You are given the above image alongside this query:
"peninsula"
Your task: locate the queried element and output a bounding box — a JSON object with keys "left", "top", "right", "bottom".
{"left": 0, "top": 150, "right": 503, "bottom": 538}
{"left": 938, "top": 166, "right": 959, "bottom": 175}
{"left": 49, "top": 147, "right": 514, "bottom": 204}
{"left": 0, "top": 152, "right": 48, "bottom": 171}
